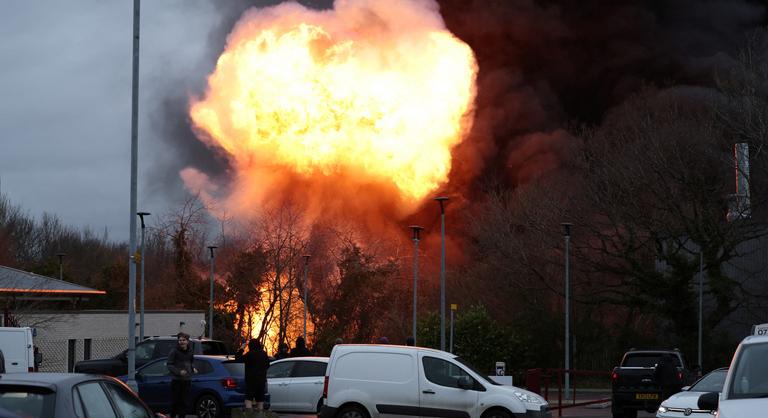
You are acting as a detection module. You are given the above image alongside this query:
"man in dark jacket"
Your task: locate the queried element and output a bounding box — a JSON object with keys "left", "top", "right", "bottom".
{"left": 290, "top": 336, "right": 312, "bottom": 357}
{"left": 275, "top": 343, "right": 290, "bottom": 360}
{"left": 236, "top": 339, "right": 271, "bottom": 411}
{"left": 654, "top": 353, "right": 680, "bottom": 400}
{"left": 167, "top": 332, "right": 195, "bottom": 418}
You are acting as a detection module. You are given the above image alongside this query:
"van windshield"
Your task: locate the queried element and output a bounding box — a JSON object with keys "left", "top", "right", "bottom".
{"left": 728, "top": 342, "right": 768, "bottom": 399}
{"left": 455, "top": 357, "right": 501, "bottom": 386}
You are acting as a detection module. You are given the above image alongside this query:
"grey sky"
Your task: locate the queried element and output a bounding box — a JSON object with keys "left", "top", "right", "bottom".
{"left": 0, "top": 1, "right": 221, "bottom": 242}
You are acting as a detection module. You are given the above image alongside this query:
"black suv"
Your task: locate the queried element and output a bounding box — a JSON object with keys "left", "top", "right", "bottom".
{"left": 74, "top": 336, "right": 229, "bottom": 376}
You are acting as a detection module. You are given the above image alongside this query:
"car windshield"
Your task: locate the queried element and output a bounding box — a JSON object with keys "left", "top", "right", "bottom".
{"left": 0, "top": 386, "right": 56, "bottom": 418}
{"left": 728, "top": 342, "right": 768, "bottom": 399}
{"left": 690, "top": 370, "right": 727, "bottom": 392}
{"left": 455, "top": 357, "right": 500, "bottom": 386}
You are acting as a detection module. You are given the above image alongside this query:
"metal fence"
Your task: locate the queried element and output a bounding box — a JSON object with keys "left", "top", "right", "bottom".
{"left": 35, "top": 337, "right": 128, "bottom": 372}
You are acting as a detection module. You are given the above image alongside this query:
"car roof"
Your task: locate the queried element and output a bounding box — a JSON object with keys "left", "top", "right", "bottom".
{"left": 0, "top": 373, "right": 120, "bottom": 388}
{"left": 331, "top": 344, "right": 454, "bottom": 357}
{"left": 271, "top": 356, "right": 329, "bottom": 363}
{"left": 740, "top": 335, "right": 768, "bottom": 345}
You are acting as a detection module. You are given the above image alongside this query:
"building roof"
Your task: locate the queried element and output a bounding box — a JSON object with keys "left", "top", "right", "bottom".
{"left": 0, "top": 265, "right": 105, "bottom": 297}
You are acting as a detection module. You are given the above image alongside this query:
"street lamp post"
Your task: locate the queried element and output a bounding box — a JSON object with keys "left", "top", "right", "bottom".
{"left": 126, "top": 0, "right": 141, "bottom": 390}
{"left": 435, "top": 196, "right": 449, "bottom": 352}
{"left": 303, "top": 255, "right": 310, "bottom": 342}
{"left": 207, "top": 246, "right": 218, "bottom": 339}
{"left": 137, "top": 212, "right": 150, "bottom": 341}
{"left": 56, "top": 253, "right": 66, "bottom": 280}
{"left": 698, "top": 251, "right": 704, "bottom": 371}
{"left": 450, "top": 303, "right": 457, "bottom": 353}
{"left": 409, "top": 226, "right": 423, "bottom": 345}
{"left": 562, "top": 223, "right": 572, "bottom": 400}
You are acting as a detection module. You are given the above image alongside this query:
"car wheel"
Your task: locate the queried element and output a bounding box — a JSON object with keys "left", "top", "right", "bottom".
{"left": 338, "top": 405, "right": 368, "bottom": 418}
{"left": 482, "top": 408, "right": 511, "bottom": 418}
{"left": 196, "top": 393, "right": 222, "bottom": 418}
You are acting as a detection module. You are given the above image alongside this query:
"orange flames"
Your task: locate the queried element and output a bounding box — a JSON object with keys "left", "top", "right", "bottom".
{"left": 187, "top": 0, "right": 477, "bottom": 218}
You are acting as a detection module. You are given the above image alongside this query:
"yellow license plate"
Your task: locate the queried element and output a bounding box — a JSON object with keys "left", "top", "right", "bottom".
{"left": 635, "top": 393, "right": 659, "bottom": 400}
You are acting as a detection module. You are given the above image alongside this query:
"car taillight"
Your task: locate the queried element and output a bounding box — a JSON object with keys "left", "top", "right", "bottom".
{"left": 677, "top": 372, "right": 683, "bottom": 381}
{"left": 323, "top": 376, "right": 329, "bottom": 398}
{"left": 221, "top": 378, "right": 238, "bottom": 389}
{"left": 611, "top": 372, "right": 618, "bottom": 381}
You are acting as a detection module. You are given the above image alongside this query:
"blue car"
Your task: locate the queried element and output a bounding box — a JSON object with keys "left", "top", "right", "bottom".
{"left": 119, "top": 355, "right": 250, "bottom": 418}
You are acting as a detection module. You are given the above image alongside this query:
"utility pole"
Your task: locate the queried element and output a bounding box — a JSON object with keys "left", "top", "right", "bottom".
{"left": 207, "top": 246, "right": 218, "bottom": 339}
{"left": 409, "top": 226, "right": 423, "bottom": 345}
{"left": 303, "top": 255, "right": 310, "bottom": 342}
{"left": 126, "top": 0, "right": 141, "bottom": 391}
{"left": 562, "top": 223, "right": 572, "bottom": 400}
{"left": 435, "top": 197, "right": 449, "bottom": 351}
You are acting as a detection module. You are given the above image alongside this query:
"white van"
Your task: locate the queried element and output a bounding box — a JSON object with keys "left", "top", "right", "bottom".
{"left": 320, "top": 345, "right": 551, "bottom": 418}
{"left": 696, "top": 335, "right": 768, "bottom": 417}
{"left": 0, "top": 327, "right": 37, "bottom": 373}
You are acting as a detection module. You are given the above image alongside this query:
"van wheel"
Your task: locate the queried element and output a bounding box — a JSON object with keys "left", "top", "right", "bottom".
{"left": 482, "top": 409, "right": 511, "bottom": 418}
{"left": 338, "top": 405, "right": 368, "bottom": 418}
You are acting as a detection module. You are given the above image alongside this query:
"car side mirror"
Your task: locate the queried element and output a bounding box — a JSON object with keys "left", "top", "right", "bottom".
{"left": 135, "top": 372, "right": 144, "bottom": 382}
{"left": 698, "top": 392, "right": 719, "bottom": 411}
{"left": 681, "top": 386, "right": 690, "bottom": 391}
{"left": 457, "top": 376, "right": 473, "bottom": 390}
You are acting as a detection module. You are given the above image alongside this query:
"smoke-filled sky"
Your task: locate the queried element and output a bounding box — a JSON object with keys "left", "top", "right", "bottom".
{"left": 1, "top": 0, "right": 765, "bottom": 242}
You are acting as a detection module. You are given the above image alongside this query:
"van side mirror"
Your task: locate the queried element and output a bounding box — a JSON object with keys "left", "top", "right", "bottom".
{"left": 698, "top": 392, "right": 719, "bottom": 411}
{"left": 118, "top": 351, "right": 128, "bottom": 362}
{"left": 457, "top": 376, "right": 473, "bottom": 390}
{"left": 34, "top": 351, "right": 43, "bottom": 366}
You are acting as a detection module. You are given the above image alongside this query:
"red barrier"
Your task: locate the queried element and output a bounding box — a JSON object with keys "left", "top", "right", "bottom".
{"left": 525, "top": 368, "right": 612, "bottom": 417}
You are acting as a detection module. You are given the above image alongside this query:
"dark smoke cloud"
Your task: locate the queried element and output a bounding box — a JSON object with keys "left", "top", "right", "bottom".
{"left": 439, "top": 0, "right": 767, "bottom": 193}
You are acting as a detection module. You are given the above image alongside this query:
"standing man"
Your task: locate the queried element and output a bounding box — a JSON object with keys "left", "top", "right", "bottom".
{"left": 654, "top": 353, "right": 679, "bottom": 401}
{"left": 236, "top": 339, "right": 270, "bottom": 411}
{"left": 167, "top": 332, "right": 195, "bottom": 418}
{"left": 290, "top": 336, "right": 312, "bottom": 357}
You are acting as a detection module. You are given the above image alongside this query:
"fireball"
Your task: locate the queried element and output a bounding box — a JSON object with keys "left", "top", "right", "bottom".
{"left": 189, "top": 0, "right": 477, "bottom": 214}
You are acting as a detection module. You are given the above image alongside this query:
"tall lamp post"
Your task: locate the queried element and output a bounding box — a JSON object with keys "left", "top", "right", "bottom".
{"left": 409, "top": 226, "right": 423, "bottom": 345}
{"left": 126, "top": 0, "right": 141, "bottom": 389}
{"left": 207, "top": 246, "right": 218, "bottom": 339}
{"left": 562, "top": 223, "right": 572, "bottom": 399}
{"left": 303, "top": 255, "right": 310, "bottom": 342}
{"left": 56, "top": 253, "right": 66, "bottom": 280}
{"left": 698, "top": 251, "right": 704, "bottom": 371}
{"left": 137, "top": 212, "right": 150, "bottom": 341}
{"left": 435, "top": 196, "right": 449, "bottom": 351}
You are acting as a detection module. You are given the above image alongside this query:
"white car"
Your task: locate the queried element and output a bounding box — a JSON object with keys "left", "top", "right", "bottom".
{"left": 696, "top": 335, "right": 768, "bottom": 417}
{"left": 656, "top": 367, "right": 727, "bottom": 417}
{"left": 267, "top": 356, "right": 329, "bottom": 413}
{"left": 320, "top": 344, "right": 550, "bottom": 418}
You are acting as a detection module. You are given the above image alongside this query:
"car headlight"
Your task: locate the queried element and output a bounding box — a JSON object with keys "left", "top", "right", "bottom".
{"left": 513, "top": 391, "right": 545, "bottom": 405}
{"left": 657, "top": 405, "right": 668, "bottom": 413}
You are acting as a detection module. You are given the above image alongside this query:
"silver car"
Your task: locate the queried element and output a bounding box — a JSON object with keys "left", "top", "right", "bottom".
{"left": 656, "top": 367, "right": 727, "bottom": 417}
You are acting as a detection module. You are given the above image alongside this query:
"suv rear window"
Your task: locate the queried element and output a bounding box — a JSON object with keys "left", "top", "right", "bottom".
{"left": 0, "top": 385, "right": 56, "bottom": 418}
{"left": 223, "top": 362, "right": 245, "bottom": 376}
{"left": 622, "top": 353, "right": 681, "bottom": 367}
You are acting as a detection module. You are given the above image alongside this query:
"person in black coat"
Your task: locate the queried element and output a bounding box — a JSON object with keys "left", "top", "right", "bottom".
{"left": 166, "top": 332, "right": 195, "bottom": 418}
{"left": 289, "top": 336, "right": 312, "bottom": 357}
{"left": 654, "top": 353, "right": 680, "bottom": 400}
{"left": 236, "top": 339, "right": 270, "bottom": 411}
